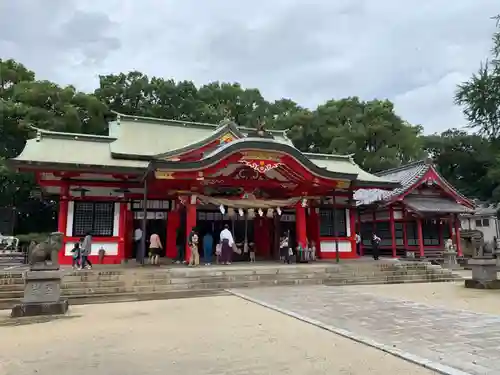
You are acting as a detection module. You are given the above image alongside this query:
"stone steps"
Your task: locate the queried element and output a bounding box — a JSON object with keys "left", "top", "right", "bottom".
{"left": 0, "top": 262, "right": 461, "bottom": 310}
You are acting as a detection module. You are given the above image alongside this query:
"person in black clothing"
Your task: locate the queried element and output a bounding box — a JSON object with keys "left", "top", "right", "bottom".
{"left": 175, "top": 228, "right": 186, "bottom": 264}
{"left": 371, "top": 233, "right": 381, "bottom": 260}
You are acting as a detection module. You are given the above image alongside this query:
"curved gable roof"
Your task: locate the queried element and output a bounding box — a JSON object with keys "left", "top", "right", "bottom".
{"left": 150, "top": 138, "right": 359, "bottom": 181}
{"left": 109, "top": 112, "right": 294, "bottom": 159}
{"left": 355, "top": 160, "right": 474, "bottom": 207}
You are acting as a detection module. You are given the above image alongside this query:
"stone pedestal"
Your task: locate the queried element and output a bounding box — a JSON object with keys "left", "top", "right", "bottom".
{"left": 443, "top": 250, "right": 459, "bottom": 270}
{"left": 11, "top": 270, "right": 69, "bottom": 318}
{"left": 494, "top": 249, "right": 500, "bottom": 268}
{"left": 465, "top": 258, "right": 500, "bottom": 289}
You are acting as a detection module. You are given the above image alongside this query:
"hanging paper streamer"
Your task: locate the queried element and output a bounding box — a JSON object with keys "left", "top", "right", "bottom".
{"left": 248, "top": 209, "right": 255, "bottom": 219}
{"left": 190, "top": 195, "right": 197, "bottom": 205}
{"left": 228, "top": 207, "right": 236, "bottom": 218}
{"left": 266, "top": 208, "right": 274, "bottom": 218}
{"left": 276, "top": 207, "right": 282, "bottom": 216}
{"left": 238, "top": 208, "right": 244, "bottom": 217}
{"left": 219, "top": 204, "right": 225, "bottom": 215}
{"left": 301, "top": 198, "right": 307, "bottom": 208}
{"left": 258, "top": 208, "right": 263, "bottom": 217}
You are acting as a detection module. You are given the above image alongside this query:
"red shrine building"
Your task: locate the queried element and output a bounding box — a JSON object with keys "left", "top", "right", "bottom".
{"left": 7, "top": 112, "right": 474, "bottom": 264}
{"left": 355, "top": 160, "right": 475, "bottom": 258}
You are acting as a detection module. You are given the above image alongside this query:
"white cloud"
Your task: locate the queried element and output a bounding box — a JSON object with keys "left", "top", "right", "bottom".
{"left": 1, "top": 0, "right": 498, "bottom": 133}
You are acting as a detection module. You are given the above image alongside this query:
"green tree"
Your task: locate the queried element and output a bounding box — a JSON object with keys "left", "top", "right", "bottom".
{"left": 95, "top": 72, "right": 279, "bottom": 127}
{"left": 284, "top": 97, "right": 424, "bottom": 172}
{"left": 422, "top": 129, "right": 498, "bottom": 201}
{"left": 455, "top": 16, "right": 500, "bottom": 138}
{"left": 0, "top": 59, "right": 108, "bottom": 234}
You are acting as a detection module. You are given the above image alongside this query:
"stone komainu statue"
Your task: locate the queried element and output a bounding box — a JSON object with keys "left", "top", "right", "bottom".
{"left": 28, "top": 232, "right": 63, "bottom": 268}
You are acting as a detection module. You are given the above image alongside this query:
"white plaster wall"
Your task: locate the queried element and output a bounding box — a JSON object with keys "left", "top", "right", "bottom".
{"left": 345, "top": 209, "right": 351, "bottom": 237}
{"left": 64, "top": 242, "right": 118, "bottom": 256}
{"left": 66, "top": 201, "right": 74, "bottom": 237}
{"left": 393, "top": 210, "right": 404, "bottom": 220}
{"left": 320, "top": 239, "right": 352, "bottom": 252}
{"left": 461, "top": 216, "right": 499, "bottom": 243}
{"left": 113, "top": 202, "right": 120, "bottom": 236}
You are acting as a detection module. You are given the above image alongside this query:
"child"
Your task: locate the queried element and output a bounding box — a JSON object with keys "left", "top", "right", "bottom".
{"left": 310, "top": 240, "right": 316, "bottom": 261}
{"left": 215, "top": 242, "right": 222, "bottom": 264}
{"left": 249, "top": 242, "right": 256, "bottom": 263}
{"left": 71, "top": 242, "right": 81, "bottom": 270}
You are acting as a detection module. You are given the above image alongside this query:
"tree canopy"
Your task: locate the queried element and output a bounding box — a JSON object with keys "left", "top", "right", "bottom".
{"left": 2, "top": 47, "right": 500, "bottom": 234}
{"left": 455, "top": 16, "right": 500, "bottom": 139}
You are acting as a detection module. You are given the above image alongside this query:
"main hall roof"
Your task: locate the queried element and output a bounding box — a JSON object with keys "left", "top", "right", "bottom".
{"left": 8, "top": 112, "right": 398, "bottom": 189}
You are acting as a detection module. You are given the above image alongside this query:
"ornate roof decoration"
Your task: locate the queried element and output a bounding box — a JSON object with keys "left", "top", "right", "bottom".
{"left": 354, "top": 159, "right": 474, "bottom": 208}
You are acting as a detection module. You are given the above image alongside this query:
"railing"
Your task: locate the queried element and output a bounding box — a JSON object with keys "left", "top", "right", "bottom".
{"left": 0, "top": 235, "right": 28, "bottom": 266}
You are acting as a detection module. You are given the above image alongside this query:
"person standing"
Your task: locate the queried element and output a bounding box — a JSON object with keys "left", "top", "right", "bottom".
{"left": 203, "top": 231, "right": 214, "bottom": 266}
{"left": 188, "top": 230, "right": 199, "bottom": 267}
{"left": 371, "top": 233, "right": 381, "bottom": 260}
{"left": 134, "top": 227, "right": 143, "bottom": 261}
{"left": 149, "top": 232, "right": 162, "bottom": 266}
{"left": 219, "top": 224, "right": 234, "bottom": 265}
{"left": 280, "top": 233, "right": 290, "bottom": 264}
{"left": 355, "top": 233, "right": 362, "bottom": 256}
{"left": 175, "top": 228, "right": 186, "bottom": 264}
{"left": 80, "top": 231, "right": 93, "bottom": 269}
{"left": 70, "top": 242, "right": 81, "bottom": 270}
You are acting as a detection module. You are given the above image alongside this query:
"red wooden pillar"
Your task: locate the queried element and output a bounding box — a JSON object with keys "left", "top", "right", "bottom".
{"left": 117, "top": 202, "right": 127, "bottom": 264}
{"left": 185, "top": 200, "right": 197, "bottom": 262}
{"left": 417, "top": 217, "right": 425, "bottom": 258}
{"left": 166, "top": 208, "right": 180, "bottom": 259}
{"left": 389, "top": 206, "right": 397, "bottom": 258}
{"left": 454, "top": 214, "right": 463, "bottom": 257}
{"left": 295, "top": 202, "right": 307, "bottom": 248}
{"left": 357, "top": 210, "right": 364, "bottom": 256}
{"left": 308, "top": 206, "right": 321, "bottom": 258}
{"left": 57, "top": 183, "right": 69, "bottom": 263}
{"left": 402, "top": 207, "right": 408, "bottom": 251}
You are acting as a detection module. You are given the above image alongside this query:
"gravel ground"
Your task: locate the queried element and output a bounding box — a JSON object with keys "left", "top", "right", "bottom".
{"left": 0, "top": 296, "right": 436, "bottom": 375}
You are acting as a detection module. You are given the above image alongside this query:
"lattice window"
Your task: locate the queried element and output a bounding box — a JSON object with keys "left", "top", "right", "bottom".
{"left": 319, "top": 208, "right": 347, "bottom": 237}
{"left": 73, "top": 202, "right": 115, "bottom": 237}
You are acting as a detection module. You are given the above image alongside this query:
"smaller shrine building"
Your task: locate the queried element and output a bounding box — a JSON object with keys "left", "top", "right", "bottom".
{"left": 355, "top": 160, "right": 475, "bottom": 258}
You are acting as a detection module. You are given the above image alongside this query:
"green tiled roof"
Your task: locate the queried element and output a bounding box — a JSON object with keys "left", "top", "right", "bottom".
{"left": 10, "top": 128, "right": 148, "bottom": 171}
{"left": 110, "top": 112, "right": 294, "bottom": 158}
{"left": 8, "top": 113, "right": 399, "bottom": 190}
{"left": 304, "top": 153, "right": 397, "bottom": 187}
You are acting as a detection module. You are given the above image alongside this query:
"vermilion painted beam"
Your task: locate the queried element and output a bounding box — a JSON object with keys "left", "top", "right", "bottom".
{"left": 39, "top": 179, "right": 142, "bottom": 188}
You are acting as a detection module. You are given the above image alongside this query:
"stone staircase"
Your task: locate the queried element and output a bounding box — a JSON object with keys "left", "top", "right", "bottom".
{"left": 0, "top": 261, "right": 462, "bottom": 310}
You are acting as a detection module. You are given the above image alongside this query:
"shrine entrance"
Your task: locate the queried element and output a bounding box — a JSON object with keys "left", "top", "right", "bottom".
{"left": 196, "top": 206, "right": 257, "bottom": 261}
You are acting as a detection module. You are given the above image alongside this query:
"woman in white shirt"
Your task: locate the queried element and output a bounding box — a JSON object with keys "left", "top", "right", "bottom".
{"left": 219, "top": 224, "right": 234, "bottom": 265}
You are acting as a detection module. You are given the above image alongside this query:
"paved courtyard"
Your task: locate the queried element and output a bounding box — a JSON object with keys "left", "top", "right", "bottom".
{"left": 231, "top": 283, "right": 500, "bottom": 375}
{"left": 0, "top": 296, "right": 434, "bottom": 375}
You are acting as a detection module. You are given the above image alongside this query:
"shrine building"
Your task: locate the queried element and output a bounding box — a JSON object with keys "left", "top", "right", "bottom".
{"left": 355, "top": 159, "right": 475, "bottom": 258}
{"left": 7, "top": 112, "right": 400, "bottom": 265}
{"left": 8, "top": 112, "right": 477, "bottom": 265}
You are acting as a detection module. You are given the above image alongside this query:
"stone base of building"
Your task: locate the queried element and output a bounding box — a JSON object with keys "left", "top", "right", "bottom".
{"left": 464, "top": 279, "right": 500, "bottom": 289}
{"left": 10, "top": 299, "right": 69, "bottom": 318}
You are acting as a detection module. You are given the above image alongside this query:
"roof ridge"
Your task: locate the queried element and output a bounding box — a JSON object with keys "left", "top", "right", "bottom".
{"left": 29, "top": 126, "right": 116, "bottom": 142}
{"left": 374, "top": 159, "right": 427, "bottom": 176}
{"left": 303, "top": 152, "right": 353, "bottom": 160}
{"left": 112, "top": 110, "right": 287, "bottom": 135}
